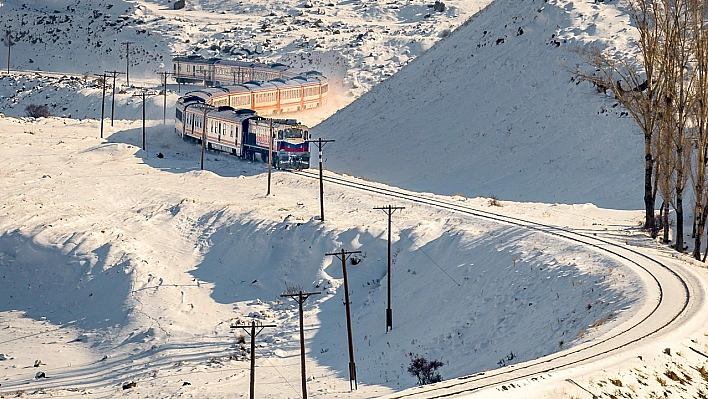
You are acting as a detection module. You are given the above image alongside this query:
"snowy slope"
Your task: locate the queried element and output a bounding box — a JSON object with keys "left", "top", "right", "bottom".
{"left": 1, "top": 0, "right": 703, "bottom": 398}
{"left": 313, "top": 0, "right": 643, "bottom": 209}
{"left": 0, "top": 117, "right": 644, "bottom": 398}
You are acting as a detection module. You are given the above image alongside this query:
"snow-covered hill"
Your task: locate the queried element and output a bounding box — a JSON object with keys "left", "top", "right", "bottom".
{"left": 314, "top": 0, "right": 642, "bottom": 210}
{"left": 2, "top": 0, "right": 707, "bottom": 398}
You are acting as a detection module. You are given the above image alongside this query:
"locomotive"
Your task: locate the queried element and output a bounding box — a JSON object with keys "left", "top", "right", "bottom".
{"left": 175, "top": 96, "right": 310, "bottom": 170}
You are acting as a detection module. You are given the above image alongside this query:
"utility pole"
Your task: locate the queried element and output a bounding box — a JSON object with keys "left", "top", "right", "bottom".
{"left": 231, "top": 321, "right": 276, "bottom": 399}
{"left": 133, "top": 88, "right": 156, "bottom": 152}
{"left": 105, "top": 70, "right": 124, "bottom": 127}
{"left": 202, "top": 69, "right": 208, "bottom": 88}
{"left": 326, "top": 248, "right": 362, "bottom": 391}
{"left": 188, "top": 103, "right": 216, "bottom": 170}
{"left": 156, "top": 71, "right": 174, "bottom": 124}
{"left": 171, "top": 54, "right": 182, "bottom": 93}
{"left": 5, "top": 30, "right": 12, "bottom": 74}
{"left": 280, "top": 290, "right": 321, "bottom": 399}
{"left": 306, "top": 138, "right": 335, "bottom": 221}
{"left": 121, "top": 41, "right": 134, "bottom": 86}
{"left": 374, "top": 205, "right": 405, "bottom": 332}
{"left": 94, "top": 73, "right": 107, "bottom": 138}
{"left": 267, "top": 119, "right": 274, "bottom": 195}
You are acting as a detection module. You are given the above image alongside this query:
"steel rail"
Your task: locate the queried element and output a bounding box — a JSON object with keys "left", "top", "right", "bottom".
{"left": 290, "top": 169, "right": 693, "bottom": 398}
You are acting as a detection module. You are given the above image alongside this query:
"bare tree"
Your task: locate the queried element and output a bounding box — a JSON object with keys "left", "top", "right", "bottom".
{"left": 688, "top": 0, "right": 708, "bottom": 259}
{"left": 575, "top": 0, "right": 667, "bottom": 234}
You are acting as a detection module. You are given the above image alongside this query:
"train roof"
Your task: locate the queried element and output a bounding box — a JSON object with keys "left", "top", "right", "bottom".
{"left": 172, "top": 56, "right": 313, "bottom": 78}
{"left": 207, "top": 107, "right": 261, "bottom": 124}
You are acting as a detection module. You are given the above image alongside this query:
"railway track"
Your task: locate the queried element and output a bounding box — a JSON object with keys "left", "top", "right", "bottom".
{"left": 290, "top": 169, "right": 700, "bottom": 398}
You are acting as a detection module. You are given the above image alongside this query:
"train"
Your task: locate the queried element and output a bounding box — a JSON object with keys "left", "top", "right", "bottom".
{"left": 172, "top": 55, "right": 330, "bottom": 169}
{"left": 175, "top": 96, "right": 310, "bottom": 170}
{"left": 171, "top": 55, "right": 328, "bottom": 114}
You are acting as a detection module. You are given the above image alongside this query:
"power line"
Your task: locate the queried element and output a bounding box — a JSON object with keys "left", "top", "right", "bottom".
{"left": 392, "top": 219, "right": 461, "bottom": 287}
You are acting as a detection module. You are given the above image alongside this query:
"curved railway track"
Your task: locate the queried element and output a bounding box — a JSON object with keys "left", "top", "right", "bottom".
{"left": 290, "top": 169, "right": 700, "bottom": 398}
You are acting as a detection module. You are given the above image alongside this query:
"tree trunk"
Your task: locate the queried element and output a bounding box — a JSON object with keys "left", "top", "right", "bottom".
{"left": 675, "top": 190, "right": 684, "bottom": 252}
{"left": 694, "top": 204, "right": 707, "bottom": 260}
{"left": 663, "top": 201, "right": 670, "bottom": 243}
{"left": 644, "top": 136, "right": 656, "bottom": 234}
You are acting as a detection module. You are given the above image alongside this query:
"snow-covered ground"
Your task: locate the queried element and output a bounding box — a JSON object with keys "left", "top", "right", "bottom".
{"left": 2, "top": 0, "right": 708, "bottom": 398}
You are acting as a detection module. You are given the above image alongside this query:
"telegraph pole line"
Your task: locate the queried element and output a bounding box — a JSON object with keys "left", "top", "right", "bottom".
{"left": 306, "top": 138, "right": 335, "bottom": 222}
{"left": 94, "top": 73, "right": 107, "bottom": 138}
{"left": 231, "top": 321, "right": 276, "bottom": 399}
{"left": 105, "top": 70, "right": 124, "bottom": 127}
{"left": 374, "top": 205, "right": 405, "bottom": 332}
{"left": 121, "top": 41, "right": 134, "bottom": 86}
{"left": 280, "top": 290, "right": 321, "bottom": 399}
{"left": 326, "top": 248, "right": 362, "bottom": 391}
{"left": 156, "top": 71, "right": 174, "bottom": 124}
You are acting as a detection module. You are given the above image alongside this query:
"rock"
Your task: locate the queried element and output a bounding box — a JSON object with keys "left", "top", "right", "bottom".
{"left": 0, "top": 353, "right": 8, "bottom": 360}
{"left": 34, "top": 359, "right": 43, "bottom": 367}
{"left": 35, "top": 371, "right": 46, "bottom": 379}
{"left": 122, "top": 381, "right": 137, "bottom": 390}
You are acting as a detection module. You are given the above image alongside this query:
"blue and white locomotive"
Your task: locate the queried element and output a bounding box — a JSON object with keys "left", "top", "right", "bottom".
{"left": 175, "top": 95, "right": 310, "bottom": 170}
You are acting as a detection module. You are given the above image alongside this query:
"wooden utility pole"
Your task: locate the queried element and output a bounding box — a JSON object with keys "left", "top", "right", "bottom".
{"left": 141, "top": 90, "right": 146, "bottom": 150}
{"left": 5, "top": 30, "right": 12, "bottom": 74}
{"left": 280, "top": 290, "right": 321, "bottom": 399}
{"left": 231, "top": 321, "right": 276, "bottom": 399}
{"left": 306, "top": 138, "right": 335, "bottom": 221}
{"left": 189, "top": 103, "right": 216, "bottom": 170}
{"left": 133, "top": 88, "right": 156, "bottom": 151}
{"left": 121, "top": 41, "right": 134, "bottom": 86}
{"left": 156, "top": 71, "right": 174, "bottom": 124}
{"left": 326, "top": 249, "right": 362, "bottom": 391}
{"left": 182, "top": 102, "right": 201, "bottom": 139}
{"left": 171, "top": 54, "right": 182, "bottom": 93}
{"left": 267, "top": 119, "right": 274, "bottom": 195}
{"left": 94, "top": 73, "right": 107, "bottom": 138}
{"left": 374, "top": 205, "right": 405, "bottom": 332}
{"left": 105, "top": 70, "right": 124, "bottom": 127}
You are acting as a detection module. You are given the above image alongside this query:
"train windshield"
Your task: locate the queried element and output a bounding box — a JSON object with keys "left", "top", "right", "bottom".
{"left": 279, "top": 128, "right": 306, "bottom": 139}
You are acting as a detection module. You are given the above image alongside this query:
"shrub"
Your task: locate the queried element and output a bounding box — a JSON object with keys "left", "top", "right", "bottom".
{"left": 25, "top": 104, "right": 51, "bottom": 118}
{"left": 407, "top": 354, "right": 443, "bottom": 385}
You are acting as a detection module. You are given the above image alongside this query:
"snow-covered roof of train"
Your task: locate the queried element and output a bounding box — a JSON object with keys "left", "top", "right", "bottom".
{"left": 206, "top": 108, "right": 260, "bottom": 124}
{"left": 172, "top": 56, "right": 306, "bottom": 76}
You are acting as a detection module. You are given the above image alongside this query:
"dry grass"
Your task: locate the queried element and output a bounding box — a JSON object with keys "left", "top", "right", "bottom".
{"left": 488, "top": 196, "right": 502, "bottom": 207}
{"left": 609, "top": 378, "right": 623, "bottom": 387}
{"left": 695, "top": 365, "right": 708, "bottom": 383}
{"left": 592, "top": 313, "right": 613, "bottom": 328}
{"left": 664, "top": 369, "right": 687, "bottom": 385}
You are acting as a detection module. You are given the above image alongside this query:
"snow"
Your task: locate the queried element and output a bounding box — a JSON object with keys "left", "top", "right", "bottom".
{"left": 1, "top": 0, "right": 708, "bottom": 398}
